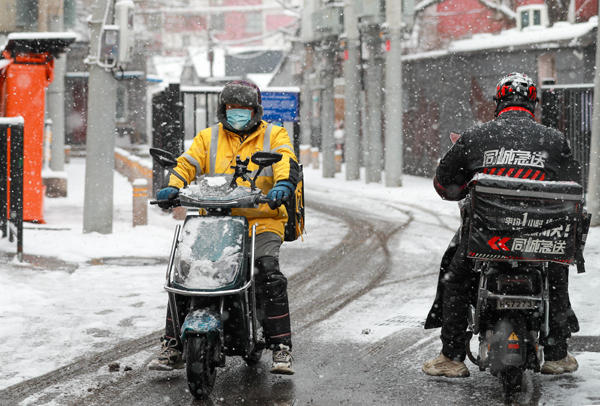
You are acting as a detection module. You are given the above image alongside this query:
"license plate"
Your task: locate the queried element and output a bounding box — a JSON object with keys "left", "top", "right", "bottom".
{"left": 497, "top": 299, "right": 536, "bottom": 309}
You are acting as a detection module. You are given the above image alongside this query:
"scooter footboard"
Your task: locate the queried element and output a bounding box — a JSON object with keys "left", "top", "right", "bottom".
{"left": 490, "top": 317, "right": 528, "bottom": 371}
{"left": 181, "top": 309, "right": 222, "bottom": 342}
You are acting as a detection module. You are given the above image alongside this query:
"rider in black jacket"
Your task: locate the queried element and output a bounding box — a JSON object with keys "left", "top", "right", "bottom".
{"left": 422, "top": 72, "right": 580, "bottom": 377}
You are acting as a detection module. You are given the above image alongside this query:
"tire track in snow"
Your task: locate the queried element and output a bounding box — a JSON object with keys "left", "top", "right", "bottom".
{"left": 290, "top": 199, "right": 412, "bottom": 333}
{"left": 0, "top": 198, "right": 406, "bottom": 404}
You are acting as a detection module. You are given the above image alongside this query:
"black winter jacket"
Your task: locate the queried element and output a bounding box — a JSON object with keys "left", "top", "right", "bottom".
{"left": 434, "top": 108, "right": 579, "bottom": 201}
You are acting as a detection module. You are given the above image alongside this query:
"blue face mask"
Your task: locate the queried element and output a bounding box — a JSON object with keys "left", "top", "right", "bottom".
{"left": 226, "top": 109, "right": 252, "bottom": 130}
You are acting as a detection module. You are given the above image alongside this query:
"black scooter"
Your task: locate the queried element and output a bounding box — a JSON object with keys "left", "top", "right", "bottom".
{"left": 463, "top": 173, "right": 588, "bottom": 402}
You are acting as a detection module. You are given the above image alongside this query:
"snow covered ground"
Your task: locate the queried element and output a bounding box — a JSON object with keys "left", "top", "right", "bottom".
{"left": 302, "top": 166, "right": 600, "bottom": 406}
{"left": 0, "top": 158, "right": 346, "bottom": 390}
{"left": 1, "top": 157, "right": 600, "bottom": 404}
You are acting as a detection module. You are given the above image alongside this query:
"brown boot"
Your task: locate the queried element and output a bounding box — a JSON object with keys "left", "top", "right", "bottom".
{"left": 422, "top": 352, "right": 470, "bottom": 377}
{"left": 541, "top": 354, "right": 578, "bottom": 375}
{"left": 270, "top": 344, "right": 294, "bottom": 375}
{"left": 147, "top": 339, "right": 184, "bottom": 371}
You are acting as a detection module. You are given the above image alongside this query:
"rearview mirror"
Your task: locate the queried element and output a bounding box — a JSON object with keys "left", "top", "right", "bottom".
{"left": 150, "top": 148, "right": 178, "bottom": 169}
{"left": 251, "top": 151, "right": 283, "bottom": 168}
{"left": 149, "top": 147, "right": 188, "bottom": 188}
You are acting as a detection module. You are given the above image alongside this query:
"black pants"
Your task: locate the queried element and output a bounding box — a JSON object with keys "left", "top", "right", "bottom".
{"left": 441, "top": 228, "right": 578, "bottom": 362}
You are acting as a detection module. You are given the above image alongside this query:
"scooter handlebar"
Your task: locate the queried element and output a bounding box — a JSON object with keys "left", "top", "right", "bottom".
{"left": 149, "top": 194, "right": 284, "bottom": 208}
{"left": 259, "top": 194, "right": 289, "bottom": 209}
{"left": 149, "top": 198, "right": 181, "bottom": 209}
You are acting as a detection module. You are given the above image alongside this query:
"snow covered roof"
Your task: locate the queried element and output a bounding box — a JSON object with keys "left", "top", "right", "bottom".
{"left": 187, "top": 46, "right": 285, "bottom": 82}
{"left": 1, "top": 31, "right": 77, "bottom": 56}
{"left": 247, "top": 73, "right": 275, "bottom": 88}
{"left": 6, "top": 32, "right": 77, "bottom": 41}
{"left": 151, "top": 55, "right": 187, "bottom": 84}
{"left": 188, "top": 46, "right": 227, "bottom": 78}
{"left": 0, "top": 117, "right": 24, "bottom": 126}
{"left": 404, "top": 17, "right": 598, "bottom": 61}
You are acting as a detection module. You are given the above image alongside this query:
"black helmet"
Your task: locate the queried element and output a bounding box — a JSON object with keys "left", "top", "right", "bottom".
{"left": 493, "top": 72, "right": 538, "bottom": 117}
{"left": 217, "top": 80, "right": 264, "bottom": 135}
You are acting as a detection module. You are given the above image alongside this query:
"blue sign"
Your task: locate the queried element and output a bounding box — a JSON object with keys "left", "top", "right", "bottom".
{"left": 261, "top": 92, "right": 299, "bottom": 122}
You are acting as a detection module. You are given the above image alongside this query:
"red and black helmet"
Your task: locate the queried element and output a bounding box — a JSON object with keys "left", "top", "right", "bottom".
{"left": 493, "top": 72, "right": 538, "bottom": 117}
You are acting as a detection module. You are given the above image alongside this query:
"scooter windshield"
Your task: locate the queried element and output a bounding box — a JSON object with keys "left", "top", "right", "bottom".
{"left": 174, "top": 216, "right": 246, "bottom": 290}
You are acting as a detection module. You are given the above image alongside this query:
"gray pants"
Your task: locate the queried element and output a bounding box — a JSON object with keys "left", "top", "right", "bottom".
{"left": 254, "top": 231, "right": 281, "bottom": 259}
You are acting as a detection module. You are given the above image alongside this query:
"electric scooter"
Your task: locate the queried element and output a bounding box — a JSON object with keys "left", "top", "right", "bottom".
{"left": 150, "top": 147, "right": 282, "bottom": 399}
{"left": 463, "top": 174, "right": 588, "bottom": 402}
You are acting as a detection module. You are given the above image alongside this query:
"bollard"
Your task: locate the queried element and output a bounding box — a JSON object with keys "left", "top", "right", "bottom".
{"left": 172, "top": 206, "right": 187, "bottom": 221}
{"left": 64, "top": 145, "right": 71, "bottom": 164}
{"left": 132, "top": 178, "right": 148, "bottom": 226}
{"left": 311, "top": 147, "right": 320, "bottom": 169}
{"left": 334, "top": 149, "right": 343, "bottom": 173}
{"left": 300, "top": 144, "right": 312, "bottom": 166}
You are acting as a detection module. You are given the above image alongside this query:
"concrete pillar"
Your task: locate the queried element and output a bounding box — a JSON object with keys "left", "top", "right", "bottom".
{"left": 320, "top": 43, "right": 336, "bottom": 178}
{"left": 343, "top": 0, "right": 361, "bottom": 181}
{"left": 384, "top": 0, "right": 404, "bottom": 187}
{"left": 300, "top": 45, "right": 313, "bottom": 166}
{"left": 48, "top": 16, "right": 67, "bottom": 172}
{"left": 364, "top": 25, "right": 384, "bottom": 184}
{"left": 83, "top": 0, "right": 117, "bottom": 234}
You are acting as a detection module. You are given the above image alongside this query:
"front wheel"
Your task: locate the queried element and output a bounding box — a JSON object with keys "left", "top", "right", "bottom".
{"left": 243, "top": 346, "right": 263, "bottom": 366}
{"left": 186, "top": 334, "right": 217, "bottom": 400}
{"left": 500, "top": 366, "right": 523, "bottom": 403}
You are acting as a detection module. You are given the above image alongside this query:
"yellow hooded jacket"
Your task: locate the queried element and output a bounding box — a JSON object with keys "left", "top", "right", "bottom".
{"left": 167, "top": 121, "right": 298, "bottom": 240}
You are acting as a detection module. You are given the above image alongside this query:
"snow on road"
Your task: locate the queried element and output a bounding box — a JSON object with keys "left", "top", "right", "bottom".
{"left": 303, "top": 166, "right": 600, "bottom": 405}
{"left": 1, "top": 158, "right": 600, "bottom": 404}
{"left": 0, "top": 158, "right": 345, "bottom": 390}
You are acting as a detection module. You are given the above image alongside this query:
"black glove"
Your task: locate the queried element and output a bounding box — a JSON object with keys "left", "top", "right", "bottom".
{"left": 266, "top": 181, "right": 294, "bottom": 210}
{"left": 156, "top": 187, "right": 179, "bottom": 209}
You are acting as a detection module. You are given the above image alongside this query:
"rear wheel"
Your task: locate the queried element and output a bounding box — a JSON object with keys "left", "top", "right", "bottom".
{"left": 186, "top": 334, "right": 217, "bottom": 400}
{"left": 501, "top": 366, "right": 523, "bottom": 403}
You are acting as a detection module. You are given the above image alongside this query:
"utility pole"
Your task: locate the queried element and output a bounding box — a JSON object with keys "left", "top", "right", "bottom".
{"left": 299, "top": 45, "right": 313, "bottom": 165}
{"left": 363, "top": 24, "right": 384, "bottom": 183}
{"left": 343, "top": 0, "right": 361, "bottom": 181}
{"left": 384, "top": 0, "right": 404, "bottom": 187}
{"left": 300, "top": 0, "right": 315, "bottom": 165}
{"left": 47, "top": 15, "right": 67, "bottom": 174}
{"left": 588, "top": 6, "right": 600, "bottom": 226}
{"left": 83, "top": 0, "right": 117, "bottom": 234}
{"left": 320, "top": 41, "right": 336, "bottom": 178}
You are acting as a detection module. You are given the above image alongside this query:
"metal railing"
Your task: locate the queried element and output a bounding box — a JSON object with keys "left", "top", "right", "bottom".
{"left": 0, "top": 117, "right": 24, "bottom": 261}
{"left": 541, "top": 84, "right": 593, "bottom": 191}
{"left": 151, "top": 84, "right": 184, "bottom": 195}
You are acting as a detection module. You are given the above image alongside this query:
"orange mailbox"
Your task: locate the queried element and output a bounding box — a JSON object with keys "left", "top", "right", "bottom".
{"left": 0, "top": 33, "right": 75, "bottom": 223}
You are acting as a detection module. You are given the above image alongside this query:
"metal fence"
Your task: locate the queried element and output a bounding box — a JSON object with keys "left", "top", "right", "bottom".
{"left": 541, "top": 84, "right": 593, "bottom": 191}
{"left": 0, "top": 117, "right": 24, "bottom": 261}
{"left": 151, "top": 84, "right": 184, "bottom": 195}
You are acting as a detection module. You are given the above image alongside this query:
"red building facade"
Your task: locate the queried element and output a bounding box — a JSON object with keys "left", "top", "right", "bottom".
{"left": 434, "top": 0, "right": 597, "bottom": 42}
